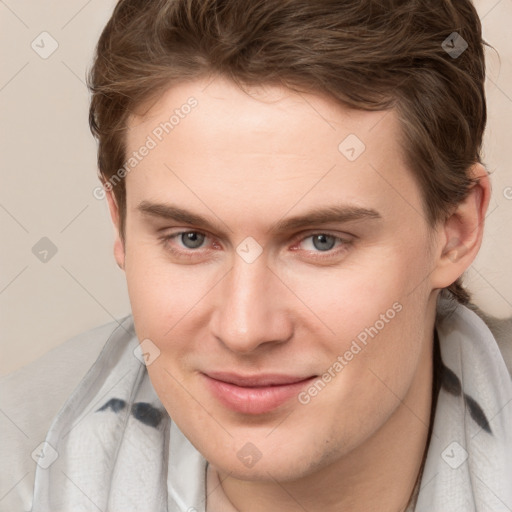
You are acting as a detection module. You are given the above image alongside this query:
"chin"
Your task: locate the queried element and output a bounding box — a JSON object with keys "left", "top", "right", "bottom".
{"left": 206, "top": 435, "right": 333, "bottom": 483}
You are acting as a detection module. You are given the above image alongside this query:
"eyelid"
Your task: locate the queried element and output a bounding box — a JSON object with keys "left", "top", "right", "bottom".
{"left": 289, "top": 229, "right": 354, "bottom": 246}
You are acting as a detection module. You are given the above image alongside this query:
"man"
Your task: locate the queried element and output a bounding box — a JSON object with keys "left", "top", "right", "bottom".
{"left": 1, "top": 1, "right": 511, "bottom": 511}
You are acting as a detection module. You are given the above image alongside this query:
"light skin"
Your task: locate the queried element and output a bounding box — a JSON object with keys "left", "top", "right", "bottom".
{"left": 105, "top": 75, "right": 490, "bottom": 511}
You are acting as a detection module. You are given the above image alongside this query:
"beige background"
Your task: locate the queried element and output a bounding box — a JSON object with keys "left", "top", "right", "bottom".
{"left": 1, "top": 0, "right": 511, "bottom": 376}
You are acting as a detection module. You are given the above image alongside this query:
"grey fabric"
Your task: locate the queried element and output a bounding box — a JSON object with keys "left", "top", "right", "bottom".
{"left": 0, "top": 318, "right": 125, "bottom": 512}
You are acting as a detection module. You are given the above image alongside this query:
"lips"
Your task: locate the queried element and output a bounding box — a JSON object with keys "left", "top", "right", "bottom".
{"left": 202, "top": 371, "right": 317, "bottom": 415}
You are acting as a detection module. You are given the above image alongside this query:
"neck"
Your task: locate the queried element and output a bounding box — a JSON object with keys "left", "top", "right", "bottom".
{"left": 216, "top": 325, "right": 437, "bottom": 512}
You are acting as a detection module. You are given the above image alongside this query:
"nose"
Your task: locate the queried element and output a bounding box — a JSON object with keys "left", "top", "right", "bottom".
{"left": 210, "top": 250, "right": 293, "bottom": 354}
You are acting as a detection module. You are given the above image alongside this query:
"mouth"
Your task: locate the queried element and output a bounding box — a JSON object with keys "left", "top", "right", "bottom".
{"left": 201, "top": 372, "right": 317, "bottom": 415}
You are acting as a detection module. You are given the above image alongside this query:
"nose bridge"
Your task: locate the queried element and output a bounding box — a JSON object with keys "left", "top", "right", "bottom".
{"left": 213, "top": 252, "right": 291, "bottom": 352}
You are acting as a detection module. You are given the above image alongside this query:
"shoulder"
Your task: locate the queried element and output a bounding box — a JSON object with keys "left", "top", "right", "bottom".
{"left": 0, "top": 316, "right": 133, "bottom": 512}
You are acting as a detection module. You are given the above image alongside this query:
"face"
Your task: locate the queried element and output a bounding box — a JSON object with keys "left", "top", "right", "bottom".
{"left": 113, "top": 75, "right": 442, "bottom": 481}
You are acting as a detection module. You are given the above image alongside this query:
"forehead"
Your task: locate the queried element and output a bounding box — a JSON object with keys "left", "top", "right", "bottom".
{"left": 124, "top": 76, "right": 425, "bottom": 229}
{"left": 127, "top": 75, "right": 398, "bottom": 157}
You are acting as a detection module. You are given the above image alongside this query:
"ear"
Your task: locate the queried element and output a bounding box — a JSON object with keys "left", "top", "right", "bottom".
{"left": 105, "top": 188, "right": 126, "bottom": 271}
{"left": 430, "top": 163, "right": 491, "bottom": 291}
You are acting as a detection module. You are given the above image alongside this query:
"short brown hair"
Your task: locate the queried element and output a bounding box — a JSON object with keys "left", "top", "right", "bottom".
{"left": 88, "top": 0, "right": 492, "bottom": 304}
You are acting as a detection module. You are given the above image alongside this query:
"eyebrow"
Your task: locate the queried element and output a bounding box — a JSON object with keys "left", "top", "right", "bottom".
{"left": 137, "top": 201, "right": 382, "bottom": 236}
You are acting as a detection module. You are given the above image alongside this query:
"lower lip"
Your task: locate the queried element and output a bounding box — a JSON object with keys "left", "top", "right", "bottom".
{"left": 202, "top": 374, "right": 316, "bottom": 415}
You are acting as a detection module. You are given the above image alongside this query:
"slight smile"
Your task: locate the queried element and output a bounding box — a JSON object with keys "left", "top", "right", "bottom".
{"left": 202, "top": 372, "right": 318, "bottom": 415}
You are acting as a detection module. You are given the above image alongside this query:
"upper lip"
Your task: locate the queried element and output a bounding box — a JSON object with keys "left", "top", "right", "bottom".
{"left": 204, "top": 372, "right": 316, "bottom": 387}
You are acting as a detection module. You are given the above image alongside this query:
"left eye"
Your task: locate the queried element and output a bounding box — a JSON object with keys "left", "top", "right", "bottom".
{"left": 297, "top": 233, "right": 342, "bottom": 252}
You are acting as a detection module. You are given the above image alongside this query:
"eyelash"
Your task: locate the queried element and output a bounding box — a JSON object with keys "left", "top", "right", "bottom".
{"left": 159, "top": 230, "right": 353, "bottom": 262}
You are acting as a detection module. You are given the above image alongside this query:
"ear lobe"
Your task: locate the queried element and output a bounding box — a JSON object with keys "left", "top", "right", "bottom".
{"left": 430, "top": 163, "right": 491, "bottom": 290}
{"left": 113, "top": 236, "right": 125, "bottom": 271}
{"left": 105, "top": 188, "right": 126, "bottom": 271}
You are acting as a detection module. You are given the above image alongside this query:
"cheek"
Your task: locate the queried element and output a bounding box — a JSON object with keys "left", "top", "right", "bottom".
{"left": 281, "top": 242, "right": 431, "bottom": 414}
{"left": 124, "top": 239, "right": 211, "bottom": 340}
{"left": 280, "top": 241, "right": 429, "bottom": 342}
{"left": 292, "top": 294, "right": 428, "bottom": 462}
